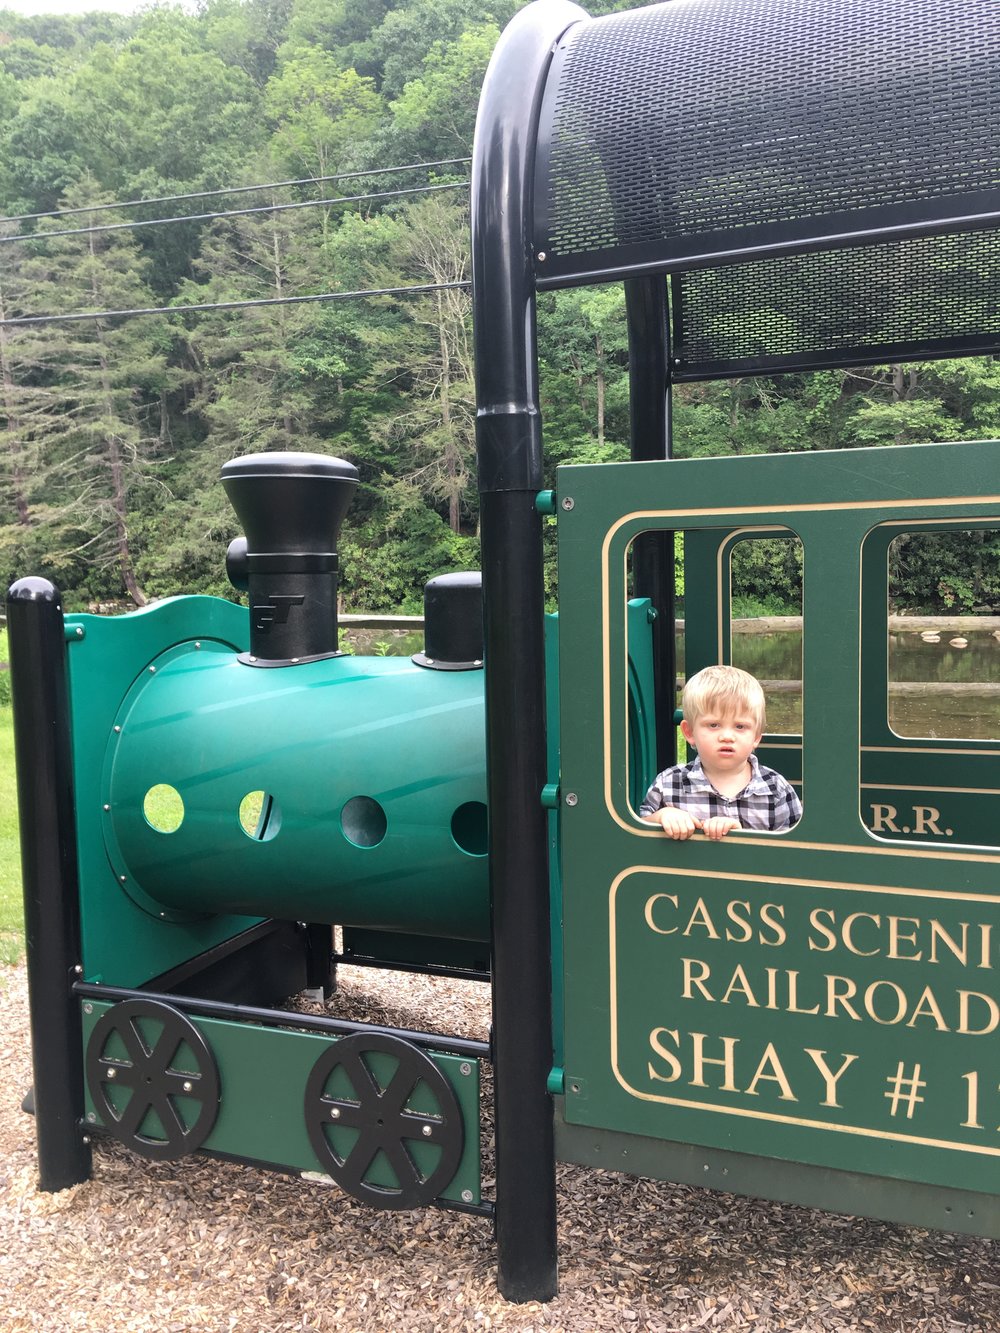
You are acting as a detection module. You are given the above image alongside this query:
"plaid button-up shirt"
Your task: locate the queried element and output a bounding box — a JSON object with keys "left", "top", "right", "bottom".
{"left": 639, "top": 753, "right": 802, "bottom": 832}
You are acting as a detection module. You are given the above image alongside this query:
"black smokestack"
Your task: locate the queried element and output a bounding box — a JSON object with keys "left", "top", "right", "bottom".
{"left": 222, "top": 451, "right": 358, "bottom": 665}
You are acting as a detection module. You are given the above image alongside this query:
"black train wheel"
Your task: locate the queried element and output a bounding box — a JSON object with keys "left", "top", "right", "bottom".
{"left": 85, "top": 999, "right": 220, "bottom": 1161}
{"left": 304, "top": 1032, "right": 464, "bottom": 1209}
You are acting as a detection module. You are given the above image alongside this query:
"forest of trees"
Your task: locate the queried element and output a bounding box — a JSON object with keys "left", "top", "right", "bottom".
{"left": 2, "top": 0, "right": 1000, "bottom": 614}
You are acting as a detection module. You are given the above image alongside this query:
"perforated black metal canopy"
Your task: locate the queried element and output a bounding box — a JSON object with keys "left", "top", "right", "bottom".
{"left": 532, "top": 0, "right": 1000, "bottom": 378}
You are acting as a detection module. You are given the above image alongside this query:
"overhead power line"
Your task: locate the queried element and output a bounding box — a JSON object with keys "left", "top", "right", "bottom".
{"left": 0, "top": 180, "right": 470, "bottom": 246}
{"left": 0, "top": 157, "right": 473, "bottom": 227}
{"left": 0, "top": 280, "right": 473, "bottom": 328}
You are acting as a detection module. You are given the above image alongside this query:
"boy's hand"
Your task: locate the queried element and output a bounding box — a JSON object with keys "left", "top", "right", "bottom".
{"left": 654, "top": 808, "right": 701, "bottom": 839}
{"left": 700, "top": 816, "right": 742, "bottom": 840}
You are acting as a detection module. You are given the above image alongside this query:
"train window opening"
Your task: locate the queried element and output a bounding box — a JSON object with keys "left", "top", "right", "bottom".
{"left": 341, "top": 795, "right": 387, "bottom": 848}
{"left": 142, "top": 784, "right": 185, "bottom": 834}
{"left": 625, "top": 527, "right": 802, "bottom": 832}
{"left": 239, "top": 790, "right": 281, "bottom": 841}
{"left": 451, "top": 801, "right": 488, "bottom": 856}
{"left": 887, "top": 529, "right": 1000, "bottom": 741}
{"left": 729, "top": 534, "right": 803, "bottom": 738}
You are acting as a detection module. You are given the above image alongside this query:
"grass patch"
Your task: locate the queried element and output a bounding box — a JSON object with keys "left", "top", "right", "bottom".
{"left": 0, "top": 702, "right": 23, "bottom": 960}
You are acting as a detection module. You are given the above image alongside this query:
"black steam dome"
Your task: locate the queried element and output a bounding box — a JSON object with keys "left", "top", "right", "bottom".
{"left": 413, "top": 572, "right": 484, "bottom": 671}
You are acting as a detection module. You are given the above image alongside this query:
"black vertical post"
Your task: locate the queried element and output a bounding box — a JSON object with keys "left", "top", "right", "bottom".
{"left": 625, "top": 275, "right": 677, "bottom": 770}
{"left": 471, "top": 0, "right": 586, "bottom": 1303}
{"left": 6, "top": 577, "right": 91, "bottom": 1191}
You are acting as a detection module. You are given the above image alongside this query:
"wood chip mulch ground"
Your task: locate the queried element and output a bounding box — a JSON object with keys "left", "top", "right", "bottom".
{"left": 2, "top": 960, "right": 999, "bottom": 1332}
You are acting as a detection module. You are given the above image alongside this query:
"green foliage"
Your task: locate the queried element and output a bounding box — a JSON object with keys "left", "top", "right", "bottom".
{"left": 0, "top": 4, "right": 999, "bottom": 620}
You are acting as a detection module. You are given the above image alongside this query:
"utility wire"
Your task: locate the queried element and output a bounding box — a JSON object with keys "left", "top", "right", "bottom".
{"left": 0, "top": 180, "right": 469, "bottom": 246}
{"left": 0, "top": 157, "right": 473, "bottom": 226}
{"left": 0, "top": 280, "right": 473, "bottom": 328}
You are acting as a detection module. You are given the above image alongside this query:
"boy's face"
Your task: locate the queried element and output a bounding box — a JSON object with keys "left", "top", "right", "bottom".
{"left": 681, "top": 709, "right": 762, "bottom": 776}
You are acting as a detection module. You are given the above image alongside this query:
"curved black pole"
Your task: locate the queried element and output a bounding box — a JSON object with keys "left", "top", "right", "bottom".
{"left": 6, "top": 577, "right": 91, "bottom": 1191}
{"left": 471, "top": 0, "right": 587, "bottom": 1304}
{"left": 625, "top": 275, "right": 677, "bottom": 771}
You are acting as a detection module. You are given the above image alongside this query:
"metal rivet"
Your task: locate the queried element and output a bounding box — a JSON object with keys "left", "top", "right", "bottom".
{"left": 107, "top": 1068, "right": 117, "bottom": 1080}
{"left": 426, "top": 659, "right": 435, "bottom": 665}
{"left": 75, "top": 627, "right": 84, "bottom": 637}
{"left": 83, "top": 1003, "right": 93, "bottom": 1015}
{"left": 82, "top": 1135, "right": 91, "bottom": 1145}
{"left": 74, "top": 965, "right": 83, "bottom": 975}
{"left": 249, "top": 656, "right": 257, "bottom": 663}
{"left": 421, "top": 1124, "right": 433, "bottom": 1137}
{"left": 564, "top": 792, "right": 579, "bottom": 807}
{"left": 86, "top": 1112, "right": 96, "bottom": 1123}
{"left": 292, "top": 657, "right": 299, "bottom": 663}
{"left": 182, "top": 1081, "right": 193, "bottom": 1093}
{"left": 119, "top": 875, "right": 127, "bottom": 883}
{"left": 103, "top": 804, "right": 110, "bottom": 812}
{"left": 148, "top": 666, "right": 156, "bottom": 674}
{"left": 459, "top": 1062, "right": 472, "bottom": 1076}
{"left": 462, "top": 1189, "right": 474, "bottom": 1203}
{"left": 113, "top": 725, "right": 121, "bottom": 734}
{"left": 561, "top": 496, "right": 575, "bottom": 511}
{"left": 537, "top": 251, "right": 547, "bottom": 262}
{"left": 474, "top": 660, "right": 482, "bottom": 667}
{"left": 330, "top": 1107, "right": 341, "bottom": 1120}
{"left": 194, "top": 641, "right": 201, "bottom": 649}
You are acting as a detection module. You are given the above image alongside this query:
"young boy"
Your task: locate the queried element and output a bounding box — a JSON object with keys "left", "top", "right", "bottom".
{"left": 640, "top": 664, "right": 801, "bottom": 840}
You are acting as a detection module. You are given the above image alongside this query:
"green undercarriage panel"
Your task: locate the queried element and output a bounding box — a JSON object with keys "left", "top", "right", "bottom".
{"left": 555, "top": 1108, "right": 1000, "bottom": 1238}
{"left": 81, "top": 1001, "right": 481, "bottom": 1206}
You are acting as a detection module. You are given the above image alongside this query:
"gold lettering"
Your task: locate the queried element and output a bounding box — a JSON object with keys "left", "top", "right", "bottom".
{"left": 759, "top": 902, "right": 787, "bottom": 947}
{"left": 962, "top": 1071, "right": 982, "bottom": 1129}
{"left": 870, "top": 803, "right": 900, "bottom": 833}
{"left": 765, "top": 967, "right": 779, "bottom": 1010}
{"left": 929, "top": 920, "right": 969, "bottom": 967}
{"left": 958, "top": 991, "right": 1000, "bottom": 1036}
{"left": 843, "top": 912, "right": 881, "bottom": 957}
{"left": 720, "top": 965, "right": 759, "bottom": 1007}
{"left": 887, "top": 916, "right": 923, "bottom": 962}
{"left": 682, "top": 958, "right": 714, "bottom": 1001}
{"left": 647, "top": 1028, "right": 682, "bottom": 1083}
{"left": 786, "top": 970, "right": 820, "bottom": 1016}
{"left": 825, "top": 974, "right": 861, "bottom": 1021}
{"left": 744, "top": 1042, "right": 797, "bottom": 1101}
{"left": 684, "top": 898, "right": 720, "bottom": 940}
{"left": 979, "top": 923, "right": 993, "bottom": 971}
{"left": 690, "top": 1032, "right": 738, "bottom": 1091}
{"left": 644, "top": 893, "right": 679, "bottom": 935}
{"left": 905, "top": 985, "right": 949, "bottom": 1031}
{"left": 724, "top": 900, "right": 753, "bottom": 944}
{"left": 913, "top": 805, "right": 943, "bottom": 836}
{"left": 808, "top": 908, "right": 837, "bottom": 953}
{"left": 804, "top": 1049, "right": 858, "bottom": 1108}
{"left": 864, "top": 980, "right": 907, "bottom": 1025}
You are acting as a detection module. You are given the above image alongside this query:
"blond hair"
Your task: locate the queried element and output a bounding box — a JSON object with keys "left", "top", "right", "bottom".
{"left": 682, "top": 665, "right": 766, "bottom": 733}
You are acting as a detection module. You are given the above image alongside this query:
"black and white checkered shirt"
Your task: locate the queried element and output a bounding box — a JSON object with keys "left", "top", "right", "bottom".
{"left": 639, "top": 753, "right": 802, "bottom": 832}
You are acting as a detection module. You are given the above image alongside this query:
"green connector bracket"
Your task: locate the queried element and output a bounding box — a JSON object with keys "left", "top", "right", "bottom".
{"left": 65, "top": 623, "right": 86, "bottom": 642}
{"left": 535, "top": 489, "right": 557, "bottom": 516}
{"left": 547, "top": 1066, "right": 565, "bottom": 1096}
{"left": 540, "top": 783, "right": 560, "bottom": 809}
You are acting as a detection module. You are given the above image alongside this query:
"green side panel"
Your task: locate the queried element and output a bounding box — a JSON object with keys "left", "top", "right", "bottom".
{"left": 555, "top": 439, "right": 1000, "bottom": 1213}
{"left": 81, "top": 1000, "right": 481, "bottom": 1205}
{"left": 66, "top": 597, "right": 266, "bottom": 987}
{"left": 545, "top": 604, "right": 657, "bottom": 1078}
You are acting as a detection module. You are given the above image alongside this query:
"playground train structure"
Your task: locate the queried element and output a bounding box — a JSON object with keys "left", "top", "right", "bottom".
{"left": 9, "top": 0, "right": 1000, "bottom": 1303}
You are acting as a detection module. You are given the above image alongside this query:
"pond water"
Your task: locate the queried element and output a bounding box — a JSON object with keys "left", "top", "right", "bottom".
{"left": 347, "top": 623, "right": 1000, "bottom": 742}
{"left": 727, "top": 628, "right": 1000, "bottom": 740}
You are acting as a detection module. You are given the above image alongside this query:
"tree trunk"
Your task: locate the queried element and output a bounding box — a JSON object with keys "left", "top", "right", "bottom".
{"left": 0, "top": 276, "right": 31, "bottom": 525}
